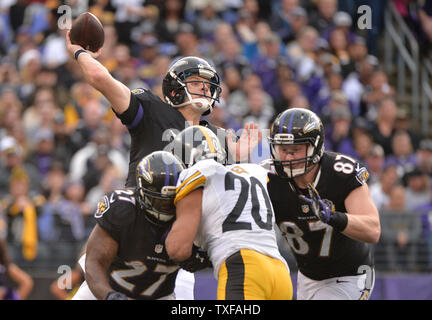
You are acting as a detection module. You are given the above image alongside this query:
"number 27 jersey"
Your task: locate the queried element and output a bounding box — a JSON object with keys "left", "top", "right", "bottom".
{"left": 174, "top": 160, "right": 287, "bottom": 278}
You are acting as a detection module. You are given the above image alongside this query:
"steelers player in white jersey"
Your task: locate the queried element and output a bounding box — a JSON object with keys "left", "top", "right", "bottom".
{"left": 165, "top": 126, "right": 293, "bottom": 300}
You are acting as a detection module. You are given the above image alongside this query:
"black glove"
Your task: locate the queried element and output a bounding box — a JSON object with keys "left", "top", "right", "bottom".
{"left": 105, "top": 291, "right": 129, "bottom": 300}
{"left": 179, "top": 245, "right": 212, "bottom": 273}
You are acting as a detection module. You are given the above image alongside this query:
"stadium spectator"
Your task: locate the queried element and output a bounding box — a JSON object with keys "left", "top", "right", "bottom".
{"left": 269, "top": 0, "right": 301, "bottom": 44}
{"left": 386, "top": 130, "right": 417, "bottom": 177}
{"left": 68, "top": 126, "right": 128, "bottom": 193}
{"left": 22, "top": 86, "right": 60, "bottom": 143}
{"left": 308, "top": 0, "right": 338, "bottom": 34}
{"left": 251, "top": 31, "right": 287, "bottom": 100}
{"left": 2, "top": 167, "right": 45, "bottom": 264}
{"left": 241, "top": 86, "right": 275, "bottom": 129}
{"left": 227, "top": 72, "right": 273, "bottom": 124}
{"left": 365, "top": 144, "right": 386, "bottom": 187}
{"left": 26, "top": 128, "right": 56, "bottom": 179}
{"left": 360, "top": 70, "right": 396, "bottom": 122}
{"left": 324, "top": 105, "right": 356, "bottom": 157}
{"left": 394, "top": 108, "right": 423, "bottom": 150}
{"left": 370, "top": 163, "right": 399, "bottom": 212}
{"left": 416, "top": 139, "right": 432, "bottom": 177}
{"left": 342, "top": 55, "right": 379, "bottom": 114}
{"left": 370, "top": 98, "right": 398, "bottom": 156}
{"left": 69, "top": 99, "right": 108, "bottom": 154}
{"left": 403, "top": 168, "right": 431, "bottom": 211}
{"left": 173, "top": 22, "right": 202, "bottom": 58}
{"left": 380, "top": 185, "right": 423, "bottom": 271}
{"left": 155, "top": 0, "right": 187, "bottom": 44}
{"left": 286, "top": 26, "right": 319, "bottom": 84}
{"left": 38, "top": 178, "right": 87, "bottom": 267}
{"left": 273, "top": 79, "right": 301, "bottom": 114}
{"left": 0, "top": 136, "right": 41, "bottom": 197}
{"left": 418, "top": 0, "right": 432, "bottom": 57}
{"left": 0, "top": 238, "right": 34, "bottom": 300}
{"left": 192, "top": 1, "right": 224, "bottom": 41}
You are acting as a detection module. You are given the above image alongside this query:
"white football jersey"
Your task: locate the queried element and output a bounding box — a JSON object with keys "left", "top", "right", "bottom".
{"left": 175, "top": 159, "right": 288, "bottom": 278}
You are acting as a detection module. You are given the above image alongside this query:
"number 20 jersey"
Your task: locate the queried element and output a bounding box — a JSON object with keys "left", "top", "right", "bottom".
{"left": 267, "top": 151, "right": 373, "bottom": 280}
{"left": 174, "top": 159, "right": 288, "bottom": 278}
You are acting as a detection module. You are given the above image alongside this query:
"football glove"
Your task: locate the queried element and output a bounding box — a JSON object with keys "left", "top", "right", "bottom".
{"left": 299, "top": 184, "right": 348, "bottom": 231}
{"left": 105, "top": 291, "right": 129, "bottom": 300}
{"left": 178, "top": 245, "right": 212, "bottom": 273}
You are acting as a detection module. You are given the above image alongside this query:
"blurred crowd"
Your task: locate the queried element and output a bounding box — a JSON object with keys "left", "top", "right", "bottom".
{"left": 0, "top": 0, "right": 432, "bottom": 295}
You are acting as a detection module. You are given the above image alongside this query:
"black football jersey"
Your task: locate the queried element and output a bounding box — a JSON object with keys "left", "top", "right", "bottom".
{"left": 94, "top": 188, "right": 180, "bottom": 300}
{"left": 114, "top": 89, "right": 230, "bottom": 187}
{"left": 268, "top": 151, "right": 373, "bottom": 280}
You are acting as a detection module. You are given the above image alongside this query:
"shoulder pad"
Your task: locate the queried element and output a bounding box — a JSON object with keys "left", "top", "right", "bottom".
{"left": 258, "top": 158, "right": 275, "bottom": 172}
{"left": 326, "top": 152, "right": 369, "bottom": 185}
{"left": 131, "top": 88, "right": 149, "bottom": 96}
{"left": 94, "top": 189, "right": 137, "bottom": 225}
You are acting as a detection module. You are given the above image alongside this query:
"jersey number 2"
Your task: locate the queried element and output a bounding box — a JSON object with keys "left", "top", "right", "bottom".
{"left": 222, "top": 172, "right": 273, "bottom": 232}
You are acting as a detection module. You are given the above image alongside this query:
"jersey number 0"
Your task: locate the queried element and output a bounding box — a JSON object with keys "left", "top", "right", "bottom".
{"left": 222, "top": 172, "right": 273, "bottom": 232}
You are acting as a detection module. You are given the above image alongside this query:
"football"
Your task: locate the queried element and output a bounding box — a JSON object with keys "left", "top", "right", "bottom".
{"left": 69, "top": 12, "right": 105, "bottom": 52}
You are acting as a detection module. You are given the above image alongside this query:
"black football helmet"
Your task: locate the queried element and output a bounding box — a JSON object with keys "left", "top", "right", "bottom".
{"left": 162, "top": 56, "right": 222, "bottom": 116}
{"left": 268, "top": 108, "right": 324, "bottom": 178}
{"left": 170, "top": 125, "right": 226, "bottom": 167}
{"left": 136, "top": 151, "right": 185, "bottom": 225}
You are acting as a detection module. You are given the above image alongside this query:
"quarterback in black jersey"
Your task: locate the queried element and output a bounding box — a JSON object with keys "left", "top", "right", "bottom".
{"left": 66, "top": 33, "right": 261, "bottom": 188}
{"left": 267, "top": 108, "right": 380, "bottom": 300}
{"left": 72, "top": 151, "right": 210, "bottom": 300}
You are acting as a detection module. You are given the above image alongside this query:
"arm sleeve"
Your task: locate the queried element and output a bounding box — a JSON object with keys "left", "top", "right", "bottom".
{"left": 174, "top": 169, "right": 207, "bottom": 206}
{"left": 112, "top": 90, "right": 146, "bottom": 132}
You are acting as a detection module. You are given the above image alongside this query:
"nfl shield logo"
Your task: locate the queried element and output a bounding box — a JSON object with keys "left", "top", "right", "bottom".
{"left": 155, "top": 244, "right": 163, "bottom": 254}
{"left": 301, "top": 205, "right": 310, "bottom": 214}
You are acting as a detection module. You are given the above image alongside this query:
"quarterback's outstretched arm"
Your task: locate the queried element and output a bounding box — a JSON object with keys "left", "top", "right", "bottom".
{"left": 85, "top": 225, "right": 119, "bottom": 300}
{"left": 65, "top": 31, "right": 131, "bottom": 115}
{"left": 343, "top": 183, "right": 381, "bottom": 244}
{"left": 166, "top": 188, "right": 203, "bottom": 262}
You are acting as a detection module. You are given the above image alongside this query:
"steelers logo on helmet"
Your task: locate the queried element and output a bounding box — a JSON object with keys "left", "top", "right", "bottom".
{"left": 170, "top": 125, "right": 226, "bottom": 167}
{"left": 268, "top": 108, "right": 324, "bottom": 178}
{"left": 162, "top": 56, "right": 222, "bottom": 116}
{"left": 136, "top": 151, "right": 185, "bottom": 225}
{"left": 137, "top": 158, "right": 153, "bottom": 184}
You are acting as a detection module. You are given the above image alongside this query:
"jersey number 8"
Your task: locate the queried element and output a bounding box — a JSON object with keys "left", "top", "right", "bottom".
{"left": 333, "top": 154, "right": 356, "bottom": 174}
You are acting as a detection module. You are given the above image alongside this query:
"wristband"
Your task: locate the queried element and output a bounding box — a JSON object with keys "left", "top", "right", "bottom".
{"left": 74, "top": 49, "right": 87, "bottom": 60}
{"left": 328, "top": 211, "right": 348, "bottom": 231}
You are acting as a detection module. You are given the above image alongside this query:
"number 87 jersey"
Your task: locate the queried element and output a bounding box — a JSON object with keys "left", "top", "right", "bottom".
{"left": 267, "top": 151, "right": 372, "bottom": 281}
{"left": 174, "top": 159, "right": 288, "bottom": 278}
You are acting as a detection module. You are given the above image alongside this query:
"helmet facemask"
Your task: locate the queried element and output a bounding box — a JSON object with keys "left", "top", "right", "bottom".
{"left": 137, "top": 181, "right": 177, "bottom": 224}
{"left": 164, "top": 68, "right": 221, "bottom": 115}
{"left": 269, "top": 134, "right": 322, "bottom": 178}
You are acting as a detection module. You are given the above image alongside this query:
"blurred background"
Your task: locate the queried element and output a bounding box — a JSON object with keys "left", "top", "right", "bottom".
{"left": 0, "top": 0, "right": 432, "bottom": 300}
